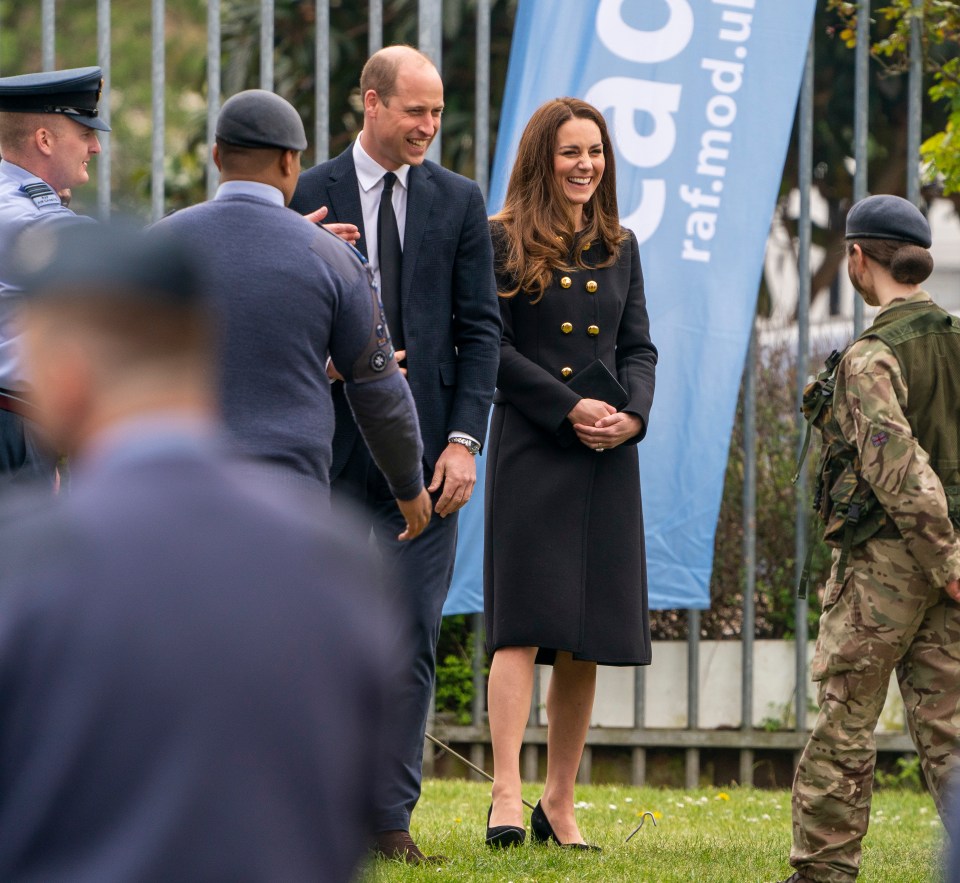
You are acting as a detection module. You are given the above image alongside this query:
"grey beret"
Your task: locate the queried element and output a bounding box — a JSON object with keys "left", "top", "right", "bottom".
{"left": 215, "top": 89, "right": 307, "bottom": 151}
{"left": 0, "top": 66, "right": 110, "bottom": 132}
{"left": 845, "top": 194, "right": 931, "bottom": 248}
{"left": 11, "top": 218, "right": 203, "bottom": 306}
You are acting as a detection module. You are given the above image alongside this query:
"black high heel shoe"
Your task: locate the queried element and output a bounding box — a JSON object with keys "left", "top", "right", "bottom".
{"left": 485, "top": 805, "right": 526, "bottom": 848}
{"left": 530, "top": 800, "right": 601, "bottom": 851}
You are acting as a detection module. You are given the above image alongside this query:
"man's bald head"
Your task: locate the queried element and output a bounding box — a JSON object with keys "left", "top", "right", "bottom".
{"left": 360, "top": 45, "right": 437, "bottom": 105}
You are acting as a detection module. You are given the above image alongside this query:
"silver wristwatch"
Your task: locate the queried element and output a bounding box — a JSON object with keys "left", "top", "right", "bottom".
{"left": 449, "top": 436, "right": 481, "bottom": 455}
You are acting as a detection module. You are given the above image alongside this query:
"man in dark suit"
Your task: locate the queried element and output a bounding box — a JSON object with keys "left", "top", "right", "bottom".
{"left": 0, "top": 221, "right": 401, "bottom": 883}
{"left": 290, "top": 45, "right": 501, "bottom": 862}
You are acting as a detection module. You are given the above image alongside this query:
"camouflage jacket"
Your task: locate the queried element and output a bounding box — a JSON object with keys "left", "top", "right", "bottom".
{"left": 826, "top": 292, "right": 960, "bottom": 587}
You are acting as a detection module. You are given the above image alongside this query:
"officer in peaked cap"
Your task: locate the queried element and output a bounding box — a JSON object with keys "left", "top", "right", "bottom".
{"left": 0, "top": 66, "right": 109, "bottom": 487}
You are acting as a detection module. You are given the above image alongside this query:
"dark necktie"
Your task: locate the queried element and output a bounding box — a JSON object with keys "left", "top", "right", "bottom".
{"left": 378, "top": 171, "right": 403, "bottom": 349}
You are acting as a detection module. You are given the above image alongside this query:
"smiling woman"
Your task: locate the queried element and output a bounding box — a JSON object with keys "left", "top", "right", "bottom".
{"left": 553, "top": 117, "right": 606, "bottom": 223}
{"left": 483, "top": 97, "right": 658, "bottom": 850}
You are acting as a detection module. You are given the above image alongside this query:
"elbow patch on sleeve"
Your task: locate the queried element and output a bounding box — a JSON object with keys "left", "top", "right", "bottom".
{"left": 857, "top": 414, "right": 917, "bottom": 496}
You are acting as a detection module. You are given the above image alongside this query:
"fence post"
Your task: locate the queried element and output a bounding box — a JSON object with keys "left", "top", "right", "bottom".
{"left": 852, "top": 0, "right": 871, "bottom": 336}
{"left": 418, "top": 0, "right": 442, "bottom": 163}
{"left": 314, "top": 0, "right": 330, "bottom": 163}
{"left": 206, "top": 0, "right": 221, "bottom": 200}
{"left": 685, "top": 608, "right": 700, "bottom": 789}
{"left": 740, "top": 323, "right": 757, "bottom": 785}
{"left": 41, "top": 0, "right": 55, "bottom": 71}
{"left": 906, "top": 0, "right": 923, "bottom": 206}
{"left": 97, "top": 0, "right": 112, "bottom": 219}
{"left": 151, "top": 0, "right": 165, "bottom": 223}
{"left": 260, "top": 0, "right": 274, "bottom": 92}
{"left": 794, "top": 30, "right": 815, "bottom": 757}
{"left": 470, "top": 612, "right": 486, "bottom": 781}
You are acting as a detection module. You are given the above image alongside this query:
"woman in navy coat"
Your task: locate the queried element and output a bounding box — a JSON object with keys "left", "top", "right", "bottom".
{"left": 483, "top": 98, "right": 657, "bottom": 849}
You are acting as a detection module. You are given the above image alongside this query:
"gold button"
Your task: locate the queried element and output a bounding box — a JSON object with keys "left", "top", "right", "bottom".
{"left": 587, "top": 325, "right": 600, "bottom": 336}
{"left": 560, "top": 276, "right": 572, "bottom": 289}
{"left": 561, "top": 367, "right": 573, "bottom": 378}
{"left": 561, "top": 322, "right": 573, "bottom": 334}
{"left": 586, "top": 280, "right": 598, "bottom": 293}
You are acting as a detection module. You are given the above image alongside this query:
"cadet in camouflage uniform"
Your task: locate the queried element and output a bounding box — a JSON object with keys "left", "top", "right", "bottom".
{"left": 782, "top": 195, "right": 960, "bottom": 883}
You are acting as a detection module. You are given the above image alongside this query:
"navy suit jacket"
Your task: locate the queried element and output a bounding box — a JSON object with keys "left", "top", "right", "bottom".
{"left": 0, "top": 434, "right": 399, "bottom": 882}
{"left": 291, "top": 146, "right": 501, "bottom": 475}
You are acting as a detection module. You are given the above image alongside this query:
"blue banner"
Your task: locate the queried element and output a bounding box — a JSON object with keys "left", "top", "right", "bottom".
{"left": 445, "top": 0, "right": 816, "bottom": 614}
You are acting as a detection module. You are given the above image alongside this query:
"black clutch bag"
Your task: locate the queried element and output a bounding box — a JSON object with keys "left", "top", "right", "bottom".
{"left": 566, "top": 359, "right": 629, "bottom": 410}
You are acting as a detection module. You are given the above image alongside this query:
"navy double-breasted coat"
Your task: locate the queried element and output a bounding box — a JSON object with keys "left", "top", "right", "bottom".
{"left": 484, "top": 223, "right": 657, "bottom": 665}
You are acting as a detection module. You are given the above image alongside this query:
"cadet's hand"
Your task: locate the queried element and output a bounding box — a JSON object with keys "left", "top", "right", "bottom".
{"left": 303, "top": 205, "right": 361, "bottom": 244}
{"left": 428, "top": 443, "right": 476, "bottom": 517}
{"left": 574, "top": 411, "right": 644, "bottom": 451}
{"left": 946, "top": 579, "right": 960, "bottom": 603}
{"left": 397, "top": 488, "right": 432, "bottom": 541}
{"left": 394, "top": 349, "right": 407, "bottom": 377}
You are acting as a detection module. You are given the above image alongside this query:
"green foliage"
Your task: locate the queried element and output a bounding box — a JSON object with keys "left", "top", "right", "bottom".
{"left": 827, "top": 0, "right": 960, "bottom": 194}
{"left": 875, "top": 754, "right": 924, "bottom": 791}
{"left": 435, "top": 614, "right": 487, "bottom": 725}
{"left": 359, "top": 779, "right": 941, "bottom": 882}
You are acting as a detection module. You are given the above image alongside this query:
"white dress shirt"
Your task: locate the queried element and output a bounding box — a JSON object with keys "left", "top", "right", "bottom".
{"left": 353, "top": 134, "right": 409, "bottom": 295}
{"left": 351, "top": 135, "right": 479, "bottom": 451}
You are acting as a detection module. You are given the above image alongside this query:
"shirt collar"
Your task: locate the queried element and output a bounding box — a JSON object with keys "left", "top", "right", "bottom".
{"left": 353, "top": 134, "right": 410, "bottom": 194}
{"left": 0, "top": 158, "right": 53, "bottom": 189}
{"left": 214, "top": 179, "right": 285, "bottom": 206}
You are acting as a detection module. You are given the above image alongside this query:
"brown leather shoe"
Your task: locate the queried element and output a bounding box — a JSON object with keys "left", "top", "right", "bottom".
{"left": 373, "top": 830, "right": 446, "bottom": 864}
{"left": 778, "top": 872, "right": 816, "bottom": 883}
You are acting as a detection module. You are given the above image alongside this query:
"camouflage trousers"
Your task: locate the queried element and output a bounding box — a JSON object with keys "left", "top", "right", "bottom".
{"left": 791, "top": 539, "right": 960, "bottom": 882}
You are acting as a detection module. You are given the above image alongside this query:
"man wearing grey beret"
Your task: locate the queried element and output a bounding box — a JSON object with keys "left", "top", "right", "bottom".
{"left": 156, "top": 89, "right": 431, "bottom": 537}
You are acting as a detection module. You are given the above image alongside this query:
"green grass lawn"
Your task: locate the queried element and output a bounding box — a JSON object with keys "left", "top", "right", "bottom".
{"left": 359, "top": 779, "right": 943, "bottom": 882}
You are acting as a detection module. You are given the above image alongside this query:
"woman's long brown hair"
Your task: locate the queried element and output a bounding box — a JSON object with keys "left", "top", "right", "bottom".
{"left": 492, "top": 97, "right": 627, "bottom": 301}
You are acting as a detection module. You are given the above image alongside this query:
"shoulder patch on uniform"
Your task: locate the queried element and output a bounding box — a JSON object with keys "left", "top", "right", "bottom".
{"left": 19, "top": 181, "right": 61, "bottom": 209}
{"left": 871, "top": 431, "right": 889, "bottom": 448}
{"left": 369, "top": 350, "right": 388, "bottom": 372}
{"left": 309, "top": 227, "right": 366, "bottom": 283}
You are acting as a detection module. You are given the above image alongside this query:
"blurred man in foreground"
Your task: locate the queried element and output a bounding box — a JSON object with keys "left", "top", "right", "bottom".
{"left": 0, "top": 221, "right": 399, "bottom": 882}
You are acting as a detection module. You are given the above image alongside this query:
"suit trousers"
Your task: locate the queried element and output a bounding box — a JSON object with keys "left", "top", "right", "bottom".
{"left": 333, "top": 440, "right": 459, "bottom": 833}
{"left": 0, "top": 409, "right": 54, "bottom": 487}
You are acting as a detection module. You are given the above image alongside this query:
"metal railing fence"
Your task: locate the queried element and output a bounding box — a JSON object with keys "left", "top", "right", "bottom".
{"left": 4, "top": 0, "right": 929, "bottom": 786}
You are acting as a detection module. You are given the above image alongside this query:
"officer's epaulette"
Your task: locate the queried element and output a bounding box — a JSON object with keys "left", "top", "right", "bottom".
{"left": 19, "top": 180, "right": 61, "bottom": 209}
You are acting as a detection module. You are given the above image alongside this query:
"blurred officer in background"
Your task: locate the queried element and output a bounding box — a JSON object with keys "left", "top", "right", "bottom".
{"left": 0, "top": 66, "right": 108, "bottom": 487}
